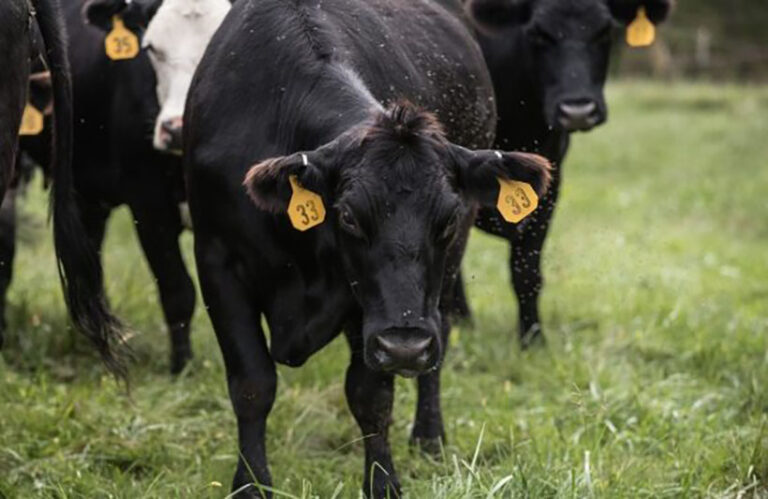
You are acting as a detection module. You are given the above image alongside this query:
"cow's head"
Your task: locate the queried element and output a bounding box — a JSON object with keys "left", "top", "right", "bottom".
{"left": 142, "top": 0, "right": 230, "bottom": 153}
{"left": 84, "top": 0, "right": 230, "bottom": 154}
{"left": 244, "top": 103, "right": 551, "bottom": 376}
{"left": 466, "top": 0, "right": 672, "bottom": 132}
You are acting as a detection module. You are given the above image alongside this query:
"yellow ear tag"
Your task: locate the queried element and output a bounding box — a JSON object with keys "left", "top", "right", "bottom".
{"left": 19, "top": 103, "right": 44, "bottom": 136}
{"left": 497, "top": 178, "right": 539, "bottom": 224}
{"left": 626, "top": 7, "right": 656, "bottom": 47}
{"left": 287, "top": 168, "right": 326, "bottom": 232}
{"left": 105, "top": 16, "right": 140, "bottom": 60}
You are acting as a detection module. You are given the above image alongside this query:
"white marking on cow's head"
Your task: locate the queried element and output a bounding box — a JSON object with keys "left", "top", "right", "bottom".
{"left": 142, "top": 0, "right": 230, "bottom": 153}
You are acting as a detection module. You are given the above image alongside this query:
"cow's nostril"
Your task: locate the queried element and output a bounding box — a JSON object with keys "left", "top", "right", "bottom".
{"left": 557, "top": 100, "right": 601, "bottom": 131}
{"left": 161, "top": 119, "right": 182, "bottom": 134}
{"left": 559, "top": 100, "right": 597, "bottom": 118}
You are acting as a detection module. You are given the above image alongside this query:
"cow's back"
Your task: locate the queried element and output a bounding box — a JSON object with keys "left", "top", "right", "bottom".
{"left": 187, "top": 0, "right": 495, "bottom": 171}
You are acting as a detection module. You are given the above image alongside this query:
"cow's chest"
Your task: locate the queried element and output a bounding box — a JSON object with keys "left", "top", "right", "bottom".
{"left": 262, "top": 253, "right": 356, "bottom": 367}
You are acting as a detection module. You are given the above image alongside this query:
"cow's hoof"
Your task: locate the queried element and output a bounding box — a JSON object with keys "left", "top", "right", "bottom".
{"left": 409, "top": 434, "right": 444, "bottom": 458}
{"left": 170, "top": 349, "right": 193, "bottom": 375}
{"left": 519, "top": 324, "right": 546, "bottom": 350}
{"left": 363, "top": 477, "right": 401, "bottom": 499}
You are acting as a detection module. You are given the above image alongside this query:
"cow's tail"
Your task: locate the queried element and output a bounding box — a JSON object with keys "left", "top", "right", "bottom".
{"left": 33, "top": 0, "right": 129, "bottom": 380}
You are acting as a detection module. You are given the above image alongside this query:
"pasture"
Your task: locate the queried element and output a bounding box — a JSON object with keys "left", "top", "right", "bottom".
{"left": 1, "top": 81, "right": 768, "bottom": 497}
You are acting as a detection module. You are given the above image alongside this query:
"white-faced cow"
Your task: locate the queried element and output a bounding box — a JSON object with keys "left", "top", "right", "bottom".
{"left": 450, "top": 0, "right": 672, "bottom": 345}
{"left": 0, "top": 0, "right": 116, "bottom": 359}
{"left": 14, "top": 0, "right": 198, "bottom": 374}
{"left": 174, "top": 0, "right": 549, "bottom": 496}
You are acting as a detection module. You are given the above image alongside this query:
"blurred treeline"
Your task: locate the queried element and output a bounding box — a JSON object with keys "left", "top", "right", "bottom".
{"left": 614, "top": 0, "right": 768, "bottom": 81}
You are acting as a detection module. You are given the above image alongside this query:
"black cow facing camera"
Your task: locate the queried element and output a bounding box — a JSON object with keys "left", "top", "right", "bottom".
{"left": 170, "top": 0, "right": 551, "bottom": 495}
{"left": 454, "top": 0, "right": 671, "bottom": 346}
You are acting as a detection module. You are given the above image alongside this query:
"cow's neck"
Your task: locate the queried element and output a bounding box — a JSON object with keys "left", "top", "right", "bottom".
{"left": 279, "top": 63, "right": 381, "bottom": 153}
{"left": 477, "top": 28, "right": 568, "bottom": 161}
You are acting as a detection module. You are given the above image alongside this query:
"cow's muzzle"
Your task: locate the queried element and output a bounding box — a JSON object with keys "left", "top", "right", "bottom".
{"left": 556, "top": 98, "right": 604, "bottom": 132}
{"left": 366, "top": 327, "right": 439, "bottom": 377}
{"left": 156, "top": 117, "right": 183, "bottom": 154}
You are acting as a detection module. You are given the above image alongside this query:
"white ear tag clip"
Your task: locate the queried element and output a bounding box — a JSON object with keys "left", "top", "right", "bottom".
{"left": 287, "top": 153, "right": 325, "bottom": 231}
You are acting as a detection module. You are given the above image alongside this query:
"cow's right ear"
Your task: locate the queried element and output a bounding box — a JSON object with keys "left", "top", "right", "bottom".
{"left": 465, "top": 0, "right": 534, "bottom": 34}
{"left": 244, "top": 152, "right": 331, "bottom": 214}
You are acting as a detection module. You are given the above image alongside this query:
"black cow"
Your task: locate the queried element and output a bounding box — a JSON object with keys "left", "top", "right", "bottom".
{"left": 17, "top": 0, "right": 196, "bottom": 374}
{"left": 455, "top": 0, "right": 671, "bottom": 345}
{"left": 170, "top": 0, "right": 549, "bottom": 496}
{"left": 0, "top": 0, "right": 108, "bottom": 357}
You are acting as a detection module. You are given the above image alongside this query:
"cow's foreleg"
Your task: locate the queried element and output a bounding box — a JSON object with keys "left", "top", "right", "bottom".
{"left": 196, "top": 237, "right": 275, "bottom": 498}
{"left": 410, "top": 311, "right": 450, "bottom": 456}
{"left": 345, "top": 329, "right": 400, "bottom": 499}
{"left": 129, "top": 199, "right": 196, "bottom": 374}
{"left": 510, "top": 164, "right": 561, "bottom": 347}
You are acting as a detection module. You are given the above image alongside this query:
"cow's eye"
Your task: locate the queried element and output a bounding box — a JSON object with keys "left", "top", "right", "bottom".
{"left": 339, "top": 209, "right": 365, "bottom": 239}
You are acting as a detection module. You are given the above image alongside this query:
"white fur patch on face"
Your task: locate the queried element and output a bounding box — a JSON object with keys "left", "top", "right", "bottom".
{"left": 143, "top": 0, "right": 231, "bottom": 151}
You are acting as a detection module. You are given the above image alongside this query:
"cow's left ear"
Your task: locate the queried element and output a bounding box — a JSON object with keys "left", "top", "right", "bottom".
{"left": 607, "top": 0, "right": 673, "bottom": 25}
{"left": 452, "top": 146, "right": 552, "bottom": 206}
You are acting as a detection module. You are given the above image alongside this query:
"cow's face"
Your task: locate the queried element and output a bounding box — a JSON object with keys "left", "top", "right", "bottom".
{"left": 467, "top": 0, "right": 671, "bottom": 132}
{"left": 142, "top": 0, "right": 230, "bottom": 153}
{"left": 245, "top": 104, "right": 551, "bottom": 376}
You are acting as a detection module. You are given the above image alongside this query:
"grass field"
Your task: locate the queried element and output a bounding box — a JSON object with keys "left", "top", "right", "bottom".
{"left": 2, "top": 81, "right": 768, "bottom": 498}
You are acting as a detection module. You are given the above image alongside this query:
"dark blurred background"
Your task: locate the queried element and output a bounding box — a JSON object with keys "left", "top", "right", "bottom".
{"left": 615, "top": 0, "right": 768, "bottom": 81}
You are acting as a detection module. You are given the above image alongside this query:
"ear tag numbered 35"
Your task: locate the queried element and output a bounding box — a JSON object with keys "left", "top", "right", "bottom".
{"left": 19, "top": 103, "right": 44, "bottom": 136}
{"left": 288, "top": 171, "right": 325, "bottom": 232}
{"left": 497, "top": 178, "right": 539, "bottom": 224}
{"left": 626, "top": 7, "right": 656, "bottom": 47}
{"left": 105, "top": 16, "right": 140, "bottom": 60}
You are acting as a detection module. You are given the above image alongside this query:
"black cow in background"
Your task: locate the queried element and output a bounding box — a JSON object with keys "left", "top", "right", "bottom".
{"left": 0, "top": 0, "right": 101, "bottom": 354}
{"left": 454, "top": 0, "right": 671, "bottom": 345}
{"left": 16, "top": 0, "right": 196, "bottom": 374}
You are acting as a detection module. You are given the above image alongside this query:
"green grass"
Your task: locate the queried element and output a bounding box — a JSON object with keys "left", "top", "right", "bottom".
{"left": 2, "top": 81, "right": 768, "bottom": 498}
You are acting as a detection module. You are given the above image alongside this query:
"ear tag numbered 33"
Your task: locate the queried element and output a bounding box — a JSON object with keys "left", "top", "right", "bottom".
{"left": 288, "top": 170, "right": 325, "bottom": 232}
{"left": 626, "top": 7, "right": 656, "bottom": 47}
{"left": 497, "top": 178, "right": 539, "bottom": 224}
{"left": 105, "top": 16, "right": 140, "bottom": 60}
{"left": 19, "top": 103, "right": 44, "bottom": 136}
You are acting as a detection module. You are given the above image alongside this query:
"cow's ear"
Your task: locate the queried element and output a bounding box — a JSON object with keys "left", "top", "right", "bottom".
{"left": 452, "top": 146, "right": 552, "bottom": 206}
{"left": 607, "top": 0, "right": 673, "bottom": 25}
{"left": 465, "top": 0, "right": 533, "bottom": 34}
{"left": 83, "top": 0, "right": 128, "bottom": 31}
{"left": 83, "top": 0, "right": 163, "bottom": 32}
{"left": 243, "top": 150, "right": 333, "bottom": 214}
